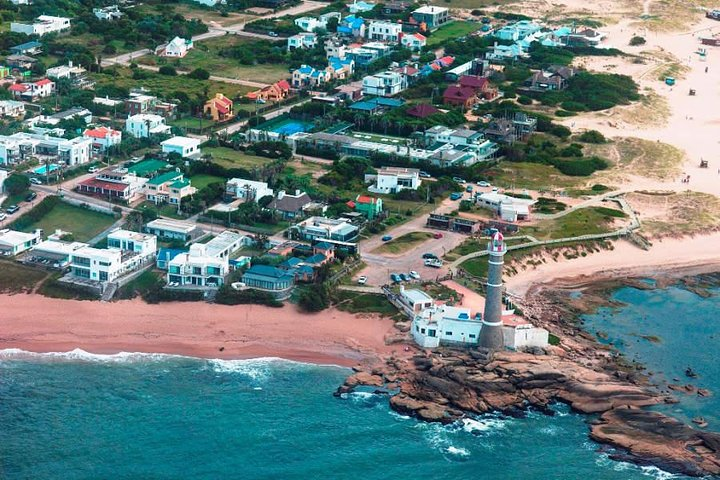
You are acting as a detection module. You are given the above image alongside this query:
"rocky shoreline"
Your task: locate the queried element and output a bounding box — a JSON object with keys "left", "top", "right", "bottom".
{"left": 337, "top": 273, "right": 720, "bottom": 477}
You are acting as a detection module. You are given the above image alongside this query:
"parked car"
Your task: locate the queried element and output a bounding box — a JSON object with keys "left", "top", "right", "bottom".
{"left": 29, "top": 178, "right": 42, "bottom": 185}
{"left": 357, "top": 276, "right": 368, "bottom": 285}
{"left": 409, "top": 271, "right": 420, "bottom": 280}
{"left": 382, "top": 235, "right": 393, "bottom": 241}
{"left": 465, "top": 185, "right": 473, "bottom": 193}
{"left": 424, "top": 258, "right": 443, "bottom": 268}
{"left": 6, "top": 205, "right": 19, "bottom": 214}
{"left": 450, "top": 192, "right": 462, "bottom": 201}
{"left": 268, "top": 31, "right": 278, "bottom": 37}
{"left": 88, "top": 166, "right": 99, "bottom": 174}
{"left": 477, "top": 181, "right": 491, "bottom": 187}
{"left": 0, "top": 212, "right": 6, "bottom": 221}
{"left": 433, "top": 232, "right": 443, "bottom": 239}
{"left": 390, "top": 273, "right": 401, "bottom": 283}
{"left": 452, "top": 176, "right": 466, "bottom": 184}
{"left": 422, "top": 252, "right": 437, "bottom": 259}
{"left": 419, "top": 171, "right": 431, "bottom": 178}
{"left": 399, "top": 273, "right": 409, "bottom": 282}
{"left": 25, "top": 192, "right": 37, "bottom": 202}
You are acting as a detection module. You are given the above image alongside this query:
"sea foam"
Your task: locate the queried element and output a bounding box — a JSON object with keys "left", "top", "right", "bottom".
{"left": 0, "top": 348, "right": 181, "bottom": 363}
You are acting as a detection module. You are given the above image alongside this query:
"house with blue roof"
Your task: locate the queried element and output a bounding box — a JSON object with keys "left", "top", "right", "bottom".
{"left": 10, "top": 41, "right": 42, "bottom": 56}
{"left": 494, "top": 20, "right": 542, "bottom": 42}
{"left": 327, "top": 56, "right": 355, "bottom": 80}
{"left": 241, "top": 264, "right": 295, "bottom": 300}
{"left": 486, "top": 43, "right": 526, "bottom": 61}
{"left": 338, "top": 15, "right": 366, "bottom": 38}
{"left": 292, "top": 64, "right": 331, "bottom": 88}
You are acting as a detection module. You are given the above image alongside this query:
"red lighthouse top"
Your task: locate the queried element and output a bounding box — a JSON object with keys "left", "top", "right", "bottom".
{"left": 489, "top": 231, "right": 505, "bottom": 252}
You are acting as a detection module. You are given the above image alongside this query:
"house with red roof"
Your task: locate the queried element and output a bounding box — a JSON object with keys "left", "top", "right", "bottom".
{"left": 348, "top": 194, "right": 383, "bottom": 220}
{"left": 401, "top": 32, "right": 427, "bottom": 50}
{"left": 83, "top": 126, "right": 122, "bottom": 153}
{"left": 458, "top": 75, "right": 498, "bottom": 100}
{"left": 246, "top": 80, "right": 291, "bottom": 103}
{"left": 8, "top": 78, "right": 54, "bottom": 100}
{"left": 204, "top": 93, "right": 234, "bottom": 122}
{"left": 406, "top": 103, "right": 439, "bottom": 119}
{"left": 442, "top": 85, "right": 477, "bottom": 109}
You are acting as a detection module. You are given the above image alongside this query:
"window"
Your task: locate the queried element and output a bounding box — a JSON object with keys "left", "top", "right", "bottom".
{"left": 420, "top": 328, "right": 425, "bottom": 334}
{"left": 469, "top": 334, "right": 476, "bottom": 339}
{"left": 446, "top": 331, "right": 453, "bottom": 336}
{"left": 428, "top": 329, "right": 436, "bottom": 337}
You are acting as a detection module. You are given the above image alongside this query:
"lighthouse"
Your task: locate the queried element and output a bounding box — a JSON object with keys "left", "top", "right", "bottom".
{"left": 478, "top": 231, "right": 506, "bottom": 350}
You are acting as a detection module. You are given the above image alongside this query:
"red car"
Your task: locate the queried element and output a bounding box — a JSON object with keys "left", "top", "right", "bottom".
{"left": 433, "top": 232, "right": 443, "bottom": 239}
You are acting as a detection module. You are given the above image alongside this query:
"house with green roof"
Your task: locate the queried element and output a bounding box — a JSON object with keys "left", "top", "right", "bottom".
{"left": 143, "top": 170, "right": 197, "bottom": 205}
{"left": 347, "top": 194, "right": 383, "bottom": 220}
{"left": 127, "top": 159, "right": 170, "bottom": 177}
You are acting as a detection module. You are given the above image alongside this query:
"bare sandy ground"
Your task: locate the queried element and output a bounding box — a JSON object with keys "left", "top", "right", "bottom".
{"left": 0, "top": 296, "right": 401, "bottom": 366}
{"left": 506, "top": 231, "right": 720, "bottom": 296}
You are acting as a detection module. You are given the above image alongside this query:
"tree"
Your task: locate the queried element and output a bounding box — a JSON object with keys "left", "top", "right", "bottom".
{"left": 298, "top": 284, "right": 330, "bottom": 312}
{"left": 188, "top": 68, "right": 210, "bottom": 80}
{"left": 4, "top": 174, "right": 30, "bottom": 196}
{"left": 158, "top": 65, "right": 177, "bottom": 76}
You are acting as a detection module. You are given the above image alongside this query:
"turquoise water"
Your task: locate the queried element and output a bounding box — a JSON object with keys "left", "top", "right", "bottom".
{"left": 266, "top": 118, "right": 313, "bottom": 135}
{"left": 33, "top": 164, "right": 58, "bottom": 175}
{"left": 582, "top": 283, "right": 720, "bottom": 429}
{"left": 0, "top": 351, "right": 688, "bottom": 479}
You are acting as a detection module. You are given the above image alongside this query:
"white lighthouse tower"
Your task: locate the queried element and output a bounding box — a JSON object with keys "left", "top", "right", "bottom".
{"left": 478, "top": 231, "right": 506, "bottom": 350}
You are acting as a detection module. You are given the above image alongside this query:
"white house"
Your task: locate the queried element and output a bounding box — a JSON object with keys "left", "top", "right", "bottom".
{"left": 0, "top": 169, "right": 7, "bottom": 194}
{"left": 287, "top": 32, "right": 317, "bottom": 50}
{"left": 156, "top": 37, "right": 194, "bottom": 58}
{"left": 226, "top": 178, "right": 274, "bottom": 203}
{"left": 411, "top": 5, "right": 449, "bottom": 29}
{"left": 395, "top": 286, "right": 434, "bottom": 316}
{"left": 0, "top": 100, "right": 25, "bottom": 118}
{"left": 144, "top": 218, "right": 200, "bottom": 242}
{"left": 93, "top": 6, "right": 123, "bottom": 20}
{"left": 294, "top": 16, "right": 327, "bottom": 32}
{"left": 401, "top": 32, "right": 427, "bottom": 50}
{"left": 166, "top": 231, "right": 252, "bottom": 289}
{"left": 46, "top": 61, "right": 86, "bottom": 80}
{"left": 412, "top": 305, "right": 482, "bottom": 348}
{"left": 83, "top": 126, "right": 122, "bottom": 153}
{"left": 125, "top": 113, "right": 171, "bottom": 138}
{"left": 361, "top": 71, "right": 405, "bottom": 96}
{"left": 106, "top": 229, "right": 157, "bottom": 259}
{"left": 367, "top": 21, "right": 402, "bottom": 42}
{"left": 365, "top": 166, "right": 421, "bottom": 194}
{"left": 347, "top": 0, "right": 375, "bottom": 13}
{"left": 0, "top": 229, "right": 42, "bottom": 256}
{"left": 68, "top": 230, "right": 157, "bottom": 283}
{"left": 11, "top": 16, "right": 71, "bottom": 36}
{"left": 8, "top": 78, "right": 55, "bottom": 100}
{"left": 160, "top": 136, "right": 201, "bottom": 158}
{"left": 475, "top": 192, "right": 536, "bottom": 222}
{"left": 0, "top": 132, "right": 91, "bottom": 166}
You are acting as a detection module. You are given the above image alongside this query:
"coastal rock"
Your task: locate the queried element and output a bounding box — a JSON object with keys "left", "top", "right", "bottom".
{"left": 345, "top": 372, "right": 384, "bottom": 388}
{"left": 591, "top": 408, "right": 720, "bottom": 477}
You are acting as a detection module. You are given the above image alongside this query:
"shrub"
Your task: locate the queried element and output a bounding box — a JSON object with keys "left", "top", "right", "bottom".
{"left": 4, "top": 173, "right": 29, "bottom": 196}
{"left": 215, "top": 286, "right": 283, "bottom": 307}
{"left": 551, "top": 156, "right": 609, "bottom": 176}
{"left": 517, "top": 95, "right": 533, "bottom": 105}
{"left": 9, "top": 196, "right": 60, "bottom": 231}
{"left": 577, "top": 130, "right": 607, "bottom": 144}
{"left": 555, "top": 110, "right": 577, "bottom": 117}
{"left": 158, "top": 65, "right": 177, "bottom": 76}
{"left": 188, "top": 68, "right": 210, "bottom": 80}
{"left": 298, "top": 284, "right": 330, "bottom": 312}
{"left": 591, "top": 184, "right": 609, "bottom": 192}
{"left": 549, "top": 124, "right": 571, "bottom": 139}
{"left": 629, "top": 36, "right": 646, "bottom": 46}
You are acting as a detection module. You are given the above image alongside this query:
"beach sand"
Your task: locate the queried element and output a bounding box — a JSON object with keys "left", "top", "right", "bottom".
{"left": 0, "top": 296, "right": 401, "bottom": 367}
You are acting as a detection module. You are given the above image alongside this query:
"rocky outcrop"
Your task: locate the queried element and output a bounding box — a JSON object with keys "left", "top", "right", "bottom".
{"left": 591, "top": 408, "right": 720, "bottom": 477}
{"left": 339, "top": 349, "right": 720, "bottom": 477}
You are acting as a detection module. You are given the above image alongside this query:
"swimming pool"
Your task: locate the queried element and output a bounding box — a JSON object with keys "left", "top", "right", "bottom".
{"left": 265, "top": 118, "right": 313, "bottom": 135}
{"left": 34, "top": 164, "right": 59, "bottom": 175}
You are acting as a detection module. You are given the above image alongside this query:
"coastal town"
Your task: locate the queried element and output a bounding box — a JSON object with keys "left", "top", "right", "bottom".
{"left": 2, "top": 0, "right": 720, "bottom": 477}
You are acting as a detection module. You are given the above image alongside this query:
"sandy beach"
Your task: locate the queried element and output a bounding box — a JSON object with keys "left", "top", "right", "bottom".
{"left": 506, "top": 231, "right": 720, "bottom": 296}
{"left": 0, "top": 296, "right": 400, "bottom": 367}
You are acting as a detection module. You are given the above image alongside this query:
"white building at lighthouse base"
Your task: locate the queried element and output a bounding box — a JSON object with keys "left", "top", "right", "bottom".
{"left": 412, "top": 304, "right": 549, "bottom": 350}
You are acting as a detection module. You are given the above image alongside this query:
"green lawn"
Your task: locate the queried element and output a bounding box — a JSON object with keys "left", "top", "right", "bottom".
{"left": 91, "top": 67, "right": 254, "bottom": 101}
{"left": 373, "top": 231, "right": 433, "bottom": 254}
{"left": 334, "top": 291, "right": 398, "bottom": 316}
{"left": 190, "top": 174, "right": 225, "bottom": 190}
{"left": 16, "top": 202, "right": 115, "bottom": 242}
{"left": 205, "top": 147, "right": 275, "bottom": 170}
{"left": 487, "top": 162, "right": 584, "bottom": 192}
{"left": 138, "top": 202, "right": 187, "bottom": 220}
{"left": 427, "top": 21, "right": 481, "bottom": 46}
{"left": 170, "top": 117, "right": 217, "bottom": 130}
{"left": 138, "top": 36, "right": 291, "bottom": 85}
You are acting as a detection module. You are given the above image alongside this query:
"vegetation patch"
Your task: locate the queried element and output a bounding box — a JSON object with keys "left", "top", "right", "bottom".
{"left": 629, "top": 191, "right": 720, "bottom": 238}
{"left": 333, "top": 291, "right": 398, "bottom": 316}
{"left": 0, "top": 259, "right": 47, "bottom": 294}
{"left": 426, "top": 21, "right": 481, "bottom": 46}
{"left": 373, "top": 232, "right": 433, "bottom": 255}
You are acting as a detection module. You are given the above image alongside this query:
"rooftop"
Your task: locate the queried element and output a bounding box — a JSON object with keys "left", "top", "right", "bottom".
{"left": 145, "top": 218, "right": 197, "bottom": 233}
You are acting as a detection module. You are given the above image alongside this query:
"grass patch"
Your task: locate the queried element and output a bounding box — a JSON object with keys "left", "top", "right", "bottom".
{"left": 92, "top": 67, "right": 254, "bottom": 101}
{"left": 487, "top": 162, "right": 583, "bottom": 192}
{"left": 189, "top": 174, "right": 225, "bottom": 190}
{"left": 205, "top": 146, "right": 275, "bottom": 170}
{"left": 373, "top": 232, "right": 433, "bottom": 255}
{"left": 586, "top": 137, "right": 684, "bottom": 182}
{"left": 14, "top": 201, "right": 115, "bottom": 242}
{"left": 170, "top": 117, "right": 218, "bottom": 130}
{"left": 426, "top": 21, "right": 481, "bottom": 46}
{"left": 138, "top": 35, "right": 291, "bottom": 84}
{"left": 629, "top": 191, "right": 720, "bottom": 238}
{"left": 334, "top": 290, "right": 398, "bottom": 316}
{"left": 522, "top": 206, "right": 624, "bottom": 241}
{"left": 116, "top": 270, "right": 164, "bottom": 300}
{"left": 0, "top": 258, "right": 47, "bottom": 293}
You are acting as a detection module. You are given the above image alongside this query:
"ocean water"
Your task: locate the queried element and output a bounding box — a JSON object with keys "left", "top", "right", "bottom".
{"left": 582, "top": 283, "right": 720, "bottom": 429}
{"left": 0, "top": 350, "right": 691, "bottom": 479}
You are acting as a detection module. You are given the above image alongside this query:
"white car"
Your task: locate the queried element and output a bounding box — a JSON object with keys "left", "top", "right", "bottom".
{"left": 357, "top": 276, "right": 368, "bottom": 285}
{"left": 29, "top": 178, "right": 42, "bottom": 185}
{"left": 477, "top": 181, "right": 491, "bottom": 187}
{"left": 88, "top": 166, "right": 99, "bottom": 173}
{"left": 409, "top": 271, "right": 420, "bottom": 280}
{"left": 0, "top": 213, "right": 6, "bottom": 221}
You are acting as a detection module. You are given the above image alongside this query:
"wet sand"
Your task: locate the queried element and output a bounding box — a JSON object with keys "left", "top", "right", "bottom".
{"left": 0, "top": 295, "right": 400, "bottom": 367}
